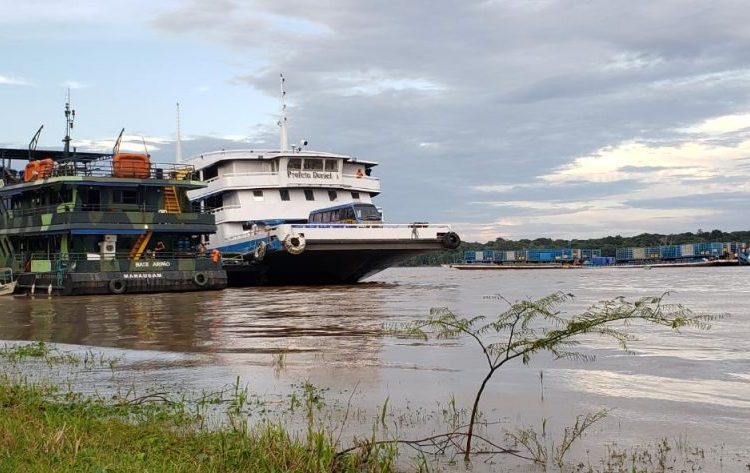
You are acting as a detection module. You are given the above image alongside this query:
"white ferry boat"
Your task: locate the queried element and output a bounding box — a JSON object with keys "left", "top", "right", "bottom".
{"left": 184, "top": 77, "right": 460, "bottom": 285}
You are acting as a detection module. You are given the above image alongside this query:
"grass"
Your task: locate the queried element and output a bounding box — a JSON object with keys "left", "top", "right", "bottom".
{"left": 0, "top": 378, "right": 397, "bottom": 473}
{"left": 0, "top": 342, "right": 397, "bottom": 473}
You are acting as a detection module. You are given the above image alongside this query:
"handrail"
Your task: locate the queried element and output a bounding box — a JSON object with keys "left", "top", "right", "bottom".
{"left": 14, "top": 251, "right": 211, "bottom": 262}
{"left": 289, "top": 223, "right": 452, "bottom": 229}
{"left": 2, "top": 204, "right": 212, "bottom": 218}
{"left": 206, "top": 205, "right": 241, "bottom": 214}
{"left": 5, "top": 159, "right": 196, "bottom": 182}
{"left": 341, "top": 174, "right": 380, "bottom": 181}
{"left": 204, "top": 172, "right": 279, "bottom": 184}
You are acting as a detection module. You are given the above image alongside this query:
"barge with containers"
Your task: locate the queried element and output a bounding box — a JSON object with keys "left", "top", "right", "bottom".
{"left": 451, "top": 248, "right": 602, "bottom": 269}
{"left": 453, "top": 242, "right": 744, "bottom": 269}
{"left": 0, "top": 103, "right": 227, "bottom": 296}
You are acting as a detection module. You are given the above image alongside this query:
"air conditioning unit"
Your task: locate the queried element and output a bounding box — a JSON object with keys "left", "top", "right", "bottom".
{"left": 104, "top": 234, "right": 118, "bottom": 243}
{"left": 99, "top": 240, "right": 117, "bottom": 261}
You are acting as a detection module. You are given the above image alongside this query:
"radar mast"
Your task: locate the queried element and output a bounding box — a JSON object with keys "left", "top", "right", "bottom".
{"left": 278, "top": 74, "right": 289, "bottom": 152}
{"left": 175, "top": 101, "right": 183, "bottom": 163}
{"left": 62, "top": 88, "right": 75, "bottom": 158}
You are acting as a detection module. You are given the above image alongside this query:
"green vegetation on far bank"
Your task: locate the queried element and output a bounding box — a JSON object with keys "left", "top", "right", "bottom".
{"left": 401, "top": 228, "right": 750, "bottom": 266}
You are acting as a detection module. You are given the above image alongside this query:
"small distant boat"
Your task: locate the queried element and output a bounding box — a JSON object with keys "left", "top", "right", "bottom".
{"left": 0, "top": 268, "right": 15, "bottom": 296}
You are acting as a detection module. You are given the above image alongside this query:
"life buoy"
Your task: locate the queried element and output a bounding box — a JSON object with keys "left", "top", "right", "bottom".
{"left": 283, "top": 234, "right": 306, "bottom": 255}
{"left": 194, "top": 272, "right": 208, "bottom": 287}
{"left": 109, "top": 278, "right": 126, "bottom": 294}
{"left": 211, "top": 249, "right": 221, "bottom": 263}
{"left": 441, "top": 232, "right": 461, "bottom": 250}
{"left": 253, "top": 241, "right": 267, "bottom": 261}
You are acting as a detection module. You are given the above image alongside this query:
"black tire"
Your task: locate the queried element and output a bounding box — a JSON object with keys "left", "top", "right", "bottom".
{"left": 194, "top": 272, "right": 208, "bottom": 287}
{"left": 442, "top": 232, "right": 461, "bottom": 249}
{"left": 109, "top": 278, "right": 126, "bottom": 295}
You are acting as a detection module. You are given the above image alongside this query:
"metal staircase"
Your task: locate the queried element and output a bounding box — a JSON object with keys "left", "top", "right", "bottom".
{"left": 163, "top": 186, "right": 181, "bottom": 213}
{"left": 129, "top": 231, "right": 153, "bottom": 260}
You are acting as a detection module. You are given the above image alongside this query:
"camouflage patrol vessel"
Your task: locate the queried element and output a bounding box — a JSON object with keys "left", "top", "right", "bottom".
{"left": 0, "top": 102, "right": 227, "bottom": 296}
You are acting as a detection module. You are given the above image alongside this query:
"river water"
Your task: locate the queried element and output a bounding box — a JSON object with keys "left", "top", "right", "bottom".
{"left": 1, "top": 267, "right": 749, "bottom": 471}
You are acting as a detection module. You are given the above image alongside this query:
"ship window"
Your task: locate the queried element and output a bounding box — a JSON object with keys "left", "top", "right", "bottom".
{"left": 324, "top": 160, "right": 337, "bottom": 171}
{"left": 82, "top": 188, "right": 101, "bottom": 210}
{"left": 114, "top": 190, "right": 138, "bottom": 205}
{"left": 351, "top": 192, "right": 360, "bottom": 200}
{"left": 224, "top": 192, "right": 240, "bottom": 206}
{"left": 304, "top": 189, "right": 314, "bottom": 201}
{"left": 303, "top": 159, "right": 323, "bottom": 170}
{"left": 252, "top": 190, "right": 264, "bottom": 202}
{"left": 288, "top": 158, "right": 302, "bottom": 170}
{"left": 328, "top": 190, "right": 337, "bottom": 201}
{"left": 203, "top": 164, "right": 219, "bottom": 180}
{"left": 205, "top": 193, "right": 223, "bottom": 210}
{"left": 279, "top": 189, "right": 290, "bottom": 201}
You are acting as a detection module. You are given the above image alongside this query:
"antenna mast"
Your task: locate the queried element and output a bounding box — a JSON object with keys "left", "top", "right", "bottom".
{"left": 62, "top": 88, "right": 75, "bottom": 157}
{"left": 278, "top": 74, "right": 289, "bottom": 152}
{"left": 175, "top": 101, "right": 183, "bottom": 163}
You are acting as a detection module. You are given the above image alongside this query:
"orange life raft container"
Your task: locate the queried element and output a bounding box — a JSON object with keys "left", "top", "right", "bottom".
{"left": 113, "top": 153, "right": 151, "bottom": 178}
{"left": 23, "top": 159, "right": 54, "bottom": 182}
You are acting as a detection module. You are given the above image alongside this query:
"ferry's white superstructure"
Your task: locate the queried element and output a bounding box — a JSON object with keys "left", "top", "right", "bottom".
{"left": 187, "top": 148, "right": 380, "bottom": 244}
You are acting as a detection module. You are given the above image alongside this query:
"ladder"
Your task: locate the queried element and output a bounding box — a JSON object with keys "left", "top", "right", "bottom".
{"left": 163, "top": 186, "right": 181, "bottom": 213}
{"left": 129, "top": 231, "right": 153, "bottom": 260}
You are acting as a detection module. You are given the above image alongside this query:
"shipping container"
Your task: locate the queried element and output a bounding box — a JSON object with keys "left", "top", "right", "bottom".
{"left": 590, "top": 256, "right": 615, "bottom": 266}
{"left": 694, "top": 242, "right": 723, "bottom": 256}
{"left": 580, "top": 249, "right": 601, "bottom": 260}
{"left": 680, "top": 244, "right": 694, "bottom": 257}
{"left": 526, "top": 248, "right": 575, "bottom": 262}
{"left": 660, "top": 245, "right": 682, "bottom": 260}
{"left": 616, "top": 248, "right": 631, "bottom": 261}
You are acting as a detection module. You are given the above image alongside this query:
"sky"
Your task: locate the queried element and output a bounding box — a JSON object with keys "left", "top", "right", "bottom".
{"left": 2, "top": 0, "right": 750, "bottom": 242}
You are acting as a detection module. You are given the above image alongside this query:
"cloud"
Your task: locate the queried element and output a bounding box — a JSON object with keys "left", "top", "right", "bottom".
{"left": 61, "top": 80, "right": 86, "bottom": 90}
{"left": 0, "top": 75, "right": 31, "bottom": 86}
{"left": 13, "top": 0, "right": 750, "bottom": 241}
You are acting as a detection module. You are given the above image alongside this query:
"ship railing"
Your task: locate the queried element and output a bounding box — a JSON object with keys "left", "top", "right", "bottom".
{"left": 204, "top": 172, "right": 278, "bottom": 184}
{"left": 15, "top": 251, "right": 214, "bottom": 264}
{"left": 341, "top": 173, "right": 380, "bottom": 181}
{"left": 206, "top": 204, "right": 242, "bottom": 214}
{"left": 31, "top": 159, "right": 196, "bottom": 181}
{"left": 290, "top": 223, "right": 451, "bottom": 229}
{"left": 2, "top": 203, "right": 212, "bottom": 218}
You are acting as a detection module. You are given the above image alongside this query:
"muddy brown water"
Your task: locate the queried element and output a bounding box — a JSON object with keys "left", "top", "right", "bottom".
{"left": 1, "top": 266, "right": 749, "bottom": 470}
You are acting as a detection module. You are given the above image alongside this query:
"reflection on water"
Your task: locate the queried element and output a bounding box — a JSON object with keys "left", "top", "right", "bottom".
{"left": 2, "top": 267, "right": 750, "bottom": 468}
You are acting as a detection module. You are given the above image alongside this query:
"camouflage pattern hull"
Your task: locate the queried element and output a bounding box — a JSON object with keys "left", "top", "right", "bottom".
{"left": 14, "top": 269, "right": 226, "bottom": 296}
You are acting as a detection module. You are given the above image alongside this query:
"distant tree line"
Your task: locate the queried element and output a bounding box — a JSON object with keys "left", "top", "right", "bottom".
{"left": 400, "top": 229, "right": 750, "bottom": 266}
